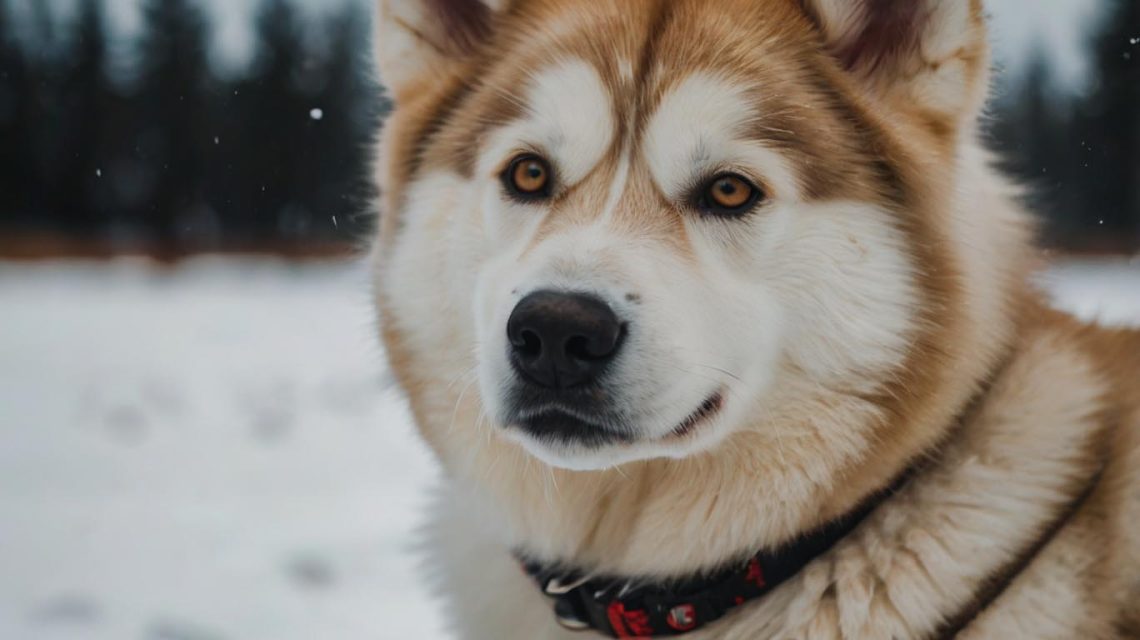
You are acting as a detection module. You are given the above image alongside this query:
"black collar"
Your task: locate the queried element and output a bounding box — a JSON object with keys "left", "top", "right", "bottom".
{"left": 516, "top": 467, "right": 917, "bottom": 638}
{"left": 512, "top": 357, "right": 1046, "bottom": 638}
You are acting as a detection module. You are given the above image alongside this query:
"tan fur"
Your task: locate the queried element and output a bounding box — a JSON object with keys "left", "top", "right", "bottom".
{"left": 371, "top": 0, "right": 1140, "bottom": 637}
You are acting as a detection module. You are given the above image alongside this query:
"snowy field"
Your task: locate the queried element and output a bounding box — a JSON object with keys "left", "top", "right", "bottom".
{"left": 0, "top": 256, "right": 1137, "bottom": 640}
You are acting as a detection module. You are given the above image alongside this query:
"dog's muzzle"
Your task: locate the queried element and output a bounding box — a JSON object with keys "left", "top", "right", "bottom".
{"left": 502, "top": 290, "right": 629, "bottom": 444}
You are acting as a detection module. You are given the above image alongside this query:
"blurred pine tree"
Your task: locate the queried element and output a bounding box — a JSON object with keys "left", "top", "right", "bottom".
{"left": 135, "top": 0, "right": 214, "bottom": 253}
{"left": 1077, "top": 0, "right": 1140, "bottom": 244}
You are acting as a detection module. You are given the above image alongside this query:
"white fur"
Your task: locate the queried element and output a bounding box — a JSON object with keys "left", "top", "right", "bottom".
{"left": 387, "top": 65, "right": 921, "bottom": 473}
{"left": 422, "top": 318, "right": 1113, "bottom": 640}
{"left": 371, "top": 3, "right": 1133, "bottom": 637}
{"left": 716, "top": 333, "right": 1109, "bottom": 639}
{"left": 480, "top": 59, "right": 615, "bottom": 187}
{"left": 804, "top": 0, "right": 986, "bottom": 122}
{"left": 372, "top": 0, "right": 436, "bottom": 96}
{"left": 643, "top": 73, "right": 799, "bottom": 203}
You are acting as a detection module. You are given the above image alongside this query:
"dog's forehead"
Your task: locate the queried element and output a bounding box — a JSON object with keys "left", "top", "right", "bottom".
{"left": 409, "top": 0, "right": 882, "bottom": 209}
{"left": 499, "top": 0, "right": 815, "bottom": 190}
{"left": 512, "top": 59, "right": 617, "bottom": 186}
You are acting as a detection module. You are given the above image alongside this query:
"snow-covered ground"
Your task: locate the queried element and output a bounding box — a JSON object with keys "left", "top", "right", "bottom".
{"left": 0, "top": 259, "right": 440, "bottom": 640}
{"left": 0, "top": 257, "right": 1137, "bottom": 640}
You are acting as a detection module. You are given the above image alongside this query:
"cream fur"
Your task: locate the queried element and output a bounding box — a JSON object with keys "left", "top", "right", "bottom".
{"left": 372, "top": 0, "right": 1140, "bottom": 638}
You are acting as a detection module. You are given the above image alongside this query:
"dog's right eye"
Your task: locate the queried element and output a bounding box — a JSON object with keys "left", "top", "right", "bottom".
{"left": 695, "top": 173, "right": 764, "bottom": 218}
{"left": 502, "top": 154, "right": 554, "bottom": 202}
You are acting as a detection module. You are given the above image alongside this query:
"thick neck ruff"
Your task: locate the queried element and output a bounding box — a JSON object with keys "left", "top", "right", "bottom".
{"left": 517, "top": 462, "right": 1103, "bottom": 639}
{"left": 514, "top": 359, "right": 1106, "bottom": 638}
{"left": 515, "top": 463, "right": 916, "bottom": 638}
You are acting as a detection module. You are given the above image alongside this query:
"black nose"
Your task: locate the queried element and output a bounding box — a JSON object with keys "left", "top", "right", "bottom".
{"left": 506, "top": 291, "right": 624, "bottom": 389}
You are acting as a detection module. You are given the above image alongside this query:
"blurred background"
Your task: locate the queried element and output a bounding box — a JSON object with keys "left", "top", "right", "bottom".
{"left": 0, "top": 0, "right": 380, "bottom": 259}
{"left": 0, "top": 1, "right": 1137, "bottom": 639}
{"left": 0, "top": 0, "right": 1138, "bottom": 255}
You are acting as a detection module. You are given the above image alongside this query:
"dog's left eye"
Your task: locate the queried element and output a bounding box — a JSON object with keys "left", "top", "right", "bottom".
{"left": 502, "top": 154, "right": 554, "bottom": 201}
{"left": 696, "top": 174, "right": 763, "bottom": 217}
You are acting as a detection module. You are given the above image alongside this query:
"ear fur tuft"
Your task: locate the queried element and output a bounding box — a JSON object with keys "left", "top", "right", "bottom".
{"left": 831, "top": 0, "right": 925, "bottom": 73}
{"left": 800, "top": 0, "right": 990, "bottom": 132}
{"left": 374, "top": 0, "right": 499, "bottom": 101}
{"left": 426, "top": 0, "right": 493, "bottom": 56}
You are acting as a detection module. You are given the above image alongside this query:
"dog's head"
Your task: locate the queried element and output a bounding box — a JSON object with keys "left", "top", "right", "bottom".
{"left": 374, "top": 0, "right": 1014, "bottom": 473}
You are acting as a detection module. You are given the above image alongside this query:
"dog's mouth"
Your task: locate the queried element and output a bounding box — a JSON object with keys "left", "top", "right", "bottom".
{"left": 513, "top": 406, "right": 631, "bottom": 446}
{"left": 509, "top": 391, "right": 725, "bottom": 447}
{"left": 667, "top": 392, "right": 725, "bottom": 439}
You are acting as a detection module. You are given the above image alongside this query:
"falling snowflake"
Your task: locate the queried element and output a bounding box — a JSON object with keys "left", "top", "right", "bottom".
{"left": 95, "top": 169, "right": 102, "bottom": 177}
{"left": 310, "top": 108, "right": 324, "bottom": 121}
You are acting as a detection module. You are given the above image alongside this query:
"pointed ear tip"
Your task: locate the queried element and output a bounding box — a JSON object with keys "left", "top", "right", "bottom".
{"left": 805, "top": 0, "right": 987, "bottom": 62}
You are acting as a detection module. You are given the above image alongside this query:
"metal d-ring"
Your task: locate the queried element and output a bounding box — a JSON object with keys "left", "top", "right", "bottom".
{"left": 544, "top": 574, "right": 590, "bottom": 596}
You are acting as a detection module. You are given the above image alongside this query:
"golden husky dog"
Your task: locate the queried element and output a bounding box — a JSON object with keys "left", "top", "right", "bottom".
{"left": 370, "top": 0, "right": 1140, "bottom": 637}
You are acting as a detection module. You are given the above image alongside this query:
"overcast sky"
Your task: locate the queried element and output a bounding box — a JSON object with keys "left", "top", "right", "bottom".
{"left": 16, "top": 0, "right": 1109, "bottom": 90}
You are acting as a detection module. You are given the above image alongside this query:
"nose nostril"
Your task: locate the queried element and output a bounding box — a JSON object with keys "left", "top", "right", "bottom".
{"left": 506, "top": 291, "right": 625, "bottom": 390}
{"left": 565, "top": 325, "right": 623, "bottom": 362}
{"left": 515, "top": 329, "right": 543, "bottom": 358}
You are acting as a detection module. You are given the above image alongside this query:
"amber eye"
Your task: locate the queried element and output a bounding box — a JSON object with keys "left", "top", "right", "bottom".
{"left": 503, "top": 154, "right": 553, "bottom": 200}
{"left": 698, "top": 174, "right": 763, "bottom": 217}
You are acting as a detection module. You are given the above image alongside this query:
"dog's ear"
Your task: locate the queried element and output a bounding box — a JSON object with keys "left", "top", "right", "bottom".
{"left": 374, "top": 0, "right": 503, "bottom": 102}
{"left": 801, "top": 0, "right": 990, "bottom": 131}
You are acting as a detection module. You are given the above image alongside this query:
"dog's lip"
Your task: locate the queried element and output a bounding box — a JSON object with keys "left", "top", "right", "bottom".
{"left": 509, "top": 392, "right": 725, "bottom": 444}
{"left": 667, "top": 392, "right": 725, "bottom": 439}
{"left": 511, "top": 405, "right": 632, "bottom": 444}
{"left": 516, "top": 404, "right": 608, "bottom": 428}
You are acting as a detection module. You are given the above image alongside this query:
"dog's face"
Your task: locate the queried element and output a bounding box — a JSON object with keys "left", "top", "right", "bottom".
{"left": 375, "top": 0, "right": 992, "bottom": 472}
{"left": 466, "top": 53, "right": 917, "bottom": 470}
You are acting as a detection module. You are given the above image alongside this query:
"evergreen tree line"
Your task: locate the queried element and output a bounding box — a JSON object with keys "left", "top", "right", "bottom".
{"left": 989, "top": 0, "right": 1139, "bottom": 251}
{"left": 0, "top": 0, "right": 1137, "bottom": 253}
{"left": 0, "top": 0, "right": 383, "bottom": 254}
